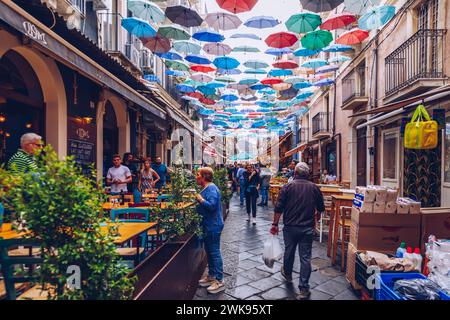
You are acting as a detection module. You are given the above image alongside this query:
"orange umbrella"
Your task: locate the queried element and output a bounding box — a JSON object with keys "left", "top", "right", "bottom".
{"left": 190, "top": 65, "right": 217, "bottom": 73}
{"left": 336, "top": 28, "right": 369, "bottom": 45}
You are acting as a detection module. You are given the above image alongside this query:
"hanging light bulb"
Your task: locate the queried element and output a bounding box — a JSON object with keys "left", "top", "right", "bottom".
{"left": 25, "top": 123, "right": 32, "bottom": 129}
{"left": 0, "top": 113, "right": 6, "bottom": 123}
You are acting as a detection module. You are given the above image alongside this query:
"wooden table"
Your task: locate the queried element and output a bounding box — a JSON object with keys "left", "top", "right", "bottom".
{"left": 100, "top": 222, "right": 156, "bottom": 245}
{"left": 327, "top": 195, "right": 354, "bottom": 260}
{"left": 0, "top": 223, "right": 27, "bottom": 240}
{"left": 320, "top": 187, "right": 344, "bottom": 198}
{"left": 102, "top": 201, "right": 195, "bottom": 211}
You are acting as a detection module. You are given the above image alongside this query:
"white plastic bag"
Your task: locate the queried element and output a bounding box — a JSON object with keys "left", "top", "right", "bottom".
{"left": 262, "top": 235, "right": 283, "bottom": 268}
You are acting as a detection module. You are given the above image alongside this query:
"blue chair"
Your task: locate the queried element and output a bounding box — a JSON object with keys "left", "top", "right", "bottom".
{"left": 0, "top": 203, "right": 4, "bottom": 229}
{"left": 157, "top": 194, "right": 173, "bottom": 202}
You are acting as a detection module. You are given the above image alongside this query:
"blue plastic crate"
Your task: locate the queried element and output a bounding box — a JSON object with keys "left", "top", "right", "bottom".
{"left": 375, "top": 273, "right": 450, "bottom": 300}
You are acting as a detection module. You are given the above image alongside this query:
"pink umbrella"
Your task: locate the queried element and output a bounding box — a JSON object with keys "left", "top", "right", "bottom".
{"left": 336, "top": 28, "right": 369, "bottom": 45}
{"left": 203, "top": 43, "right": 232, "bottom": 56}
{"left": 191, "top": 73, "right": 213, "bottom": 82}
{"left": 320, "top": 12, "right": 356, "bottom": 30}
{"left": 265, "top": 32, "right": 298, "bottom": 48}
{"left": 142, "top": 35, "right": 171, "bottom": 54}
{"left": 272, "top": 60, "right": 299, "bottom": 69}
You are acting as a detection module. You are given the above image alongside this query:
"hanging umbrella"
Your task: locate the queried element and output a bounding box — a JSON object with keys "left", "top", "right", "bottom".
{"left": 239, "top": 78, "right": 259, "bottom": 85}
{"left": 299, "top": 0, "right": 343, "bottom": 13}
{"left": 175, "top": 84, "right": 195, "bottom": 93}
{"left": 279, "top": 87, "right": 298, "bottom": 100}
{"left": 127, "top": 0, "right": 165, "bottom": 24}
{"left": 121, "top": 17, "right": 156, "bottom": 38}
{"left": 329, "top": 55, "right": 351, "bottom": 63}
{"left": 320, "top": 12, "right": 356, "bottom": 31}
{"left": 293, "top": 47, "right": 321, "bottom": 57}
{"left": 344, "top": 0, "right": 381, "bottom": 16}
{"left": 272, "top": 60, "right": 299, "bottom": 69}
{"left": 314, "top": 78, "right": 335, "bottom": 86}
{"left": 186, "top": 92, "right": 204, "bottom": 99}
{"left": 293, "top": 81, "right": 312, "bottom": 89}
{"left": 300, "top": 30, "right": 333, "bottom": 50}
{"left": 197, "top": 85, "right": 217, "bottom": 96}
{"left": 213, "top": 56, "right": 240, "bottom": 70}
{"left": 193, "top": 29, "right": 225, "bottom": 43}
{"left": 166, "top": 70, "right": 186, "bottom": 77}
{"left": 244, "top": 16, "right": 280, "bottom": 29}
{"left": 250, "top": 83, "right": 270, "bottom": 90}
{"left": 285, "top": 76, "right": 306, "bottom": 84}
{"left": 261, "top": 78, "right": 284, "bottom": 85}
{"left": 218, "top": 68, "right": 242, "bottom": 75}
{"left": 244, "top": 59, "right": 269, "bottom": 69}
{"left": 142, "top": 35, "right": 171, "bottom": 54}
{"left": 181, "top": 95, "right": 199, "bottom": 102}
{"left": 265, "top": 48, "right": 293, "bottom": 56}
{"left": 322, "top": 44, "right": 354, "bottom": 52}
{"left": 200, "top": 97, "right": 217, "bottom": 105}
{"left": 316, "top": 64, "right": 339, "bottom": 74}
{"left": 336, "top": 28, "right": 369, "bottom": 45}
{"left": 272, "top": 83, "right": 291, "bottom": 91}
{"left": 301, "top": 59, "right": 328, "bottom": 69}
{"left": 285, "top": 13, "right": 322, "bottom": 34}
{"left": 244, "top": 69, "right": 267, "bottom": 75}
{"left": 230, "top": 33, "right": 261, "bottom": 40}
{"left": 296, "top": 89, "right": 315, "bottom": 99}
{"left": 191, "top": 64, "right": 217, "bottom": 73}
{"left": 358, "top": 5, "right": 396, "bottom": 31}
{"left": 259, "top": 88, "right": 276, "bottom": 94}
{"left": 216, "top": 0, "right": 258, "bottom": 14}
{"left": 157, "top": 51, "right": 183, "bottom": 61}
{"left": 265, "top": 32, "right": 298, "bottom": 48}
{"left": 203, "top": 43, "right": 232, "bottom": 56}
{"left": 221, "top": 94, "right": 239, "bottom": 102}
{"left": 268, "top": 69, "right": 293, "bottom": 77}
{"left": 228, "top": 83, "right": 249, "bottom": 90}
{"left": 232, "top": 45, "right": 260, "bottom": 53}
{"left": 165, "top": 60, "right": 190, "bottom": 71}
{"left": 191, "top": 73, "right": 213, "bottom": 82}
{"left": 185, "top": 54, "right": 211, "bottom": 65}
{"left": 199, "top": 108, "right": 215, "bottom": 116}
{"left": 158, "top": 25, "right": 190, "bottom": 40}
{"left": 216, "top": 76, "right": 236, "bottom": 83}
{"left": 205, "top": 12, "right": 242, "bottom": 31}
{"left": 172, "top": 40, "right": 201, "bottom": 54}
{"left": 205, "top": 81, "right": 226, "bottom": 89}
{"left": 212, "top": 120, "right": 229, "bottom": 127}
{"left": 165, "top": 5, "right": 203, "bottom": 27}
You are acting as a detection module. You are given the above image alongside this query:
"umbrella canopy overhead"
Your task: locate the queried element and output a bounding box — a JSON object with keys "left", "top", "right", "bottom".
{"left": 358, "top": 5, "right": 396, "bottom": 30}
{"left": 165, "top": 5, "right": 203, "bottom": 27}
{"left": 261, "top": 78, "right": 284, "bottom": 85}
{"left": 329, "top": 55, "right": 351, "bottom": 63}
{"left": 322, "top": 43, "right": 353, "bottom": 52}
{"left": 299, "top": 0, "right": 344, "bottom": 13}
{"left": 232, "top": 45, "right": 260, "bottom": 53}
{"left": 265, "top": 48, "right": 293, "bottom": 56}
{"left": 286, "top": 13, "right": 322, "bottom": 34}
{"left": 205, "top": 12, "right": 242, "bottom": 30}
{"left": 205, "top": 81, "right": 226, "bottom": 89}
{"left": 192, "top": 29, "right": 225, "bottom": 42}
{"left": 314, "top": 78, "right": 335, "bottom": 86}
{"left": 157, "top": 51, "right": 183, "bottom": 61}
{"left": 121, "top": 17, "right": 156, "bottom": 38}
{"left": 344, "top": 0, "right": 381, "bottom": 16}
{"left": 285, "top": 76, "right": 306, "bottom": 84}
{"left": 301, "top": 58, "right": 328, "bottom": 69}
{"left": 239, "top": 78, "right": 259, "bottom": 85}
{"left": 218, "top": 68, "right": 242, "bottom": 75}
{"left": 216, "top": 0, "right": 259, "bottom": 14}
{"left": 127, "top": 0, "right": 165, "bottom": 24}
{"left": 185, "top": 54, "right": 211, "bottom": 65}
{"left": 213, "top": 56, "right": 240, "bottom": 70}
{"left": 300, "top": 30, "right": 333, "bottom": 50}
{"left": 272, "top": 60, "right": 299, "bottom": 69}
{"left": 191, "top": 64, "right": 217, "bottom": 73}
{"left": 293, "top": 47, "right": 321, "bottom": 57}
{"left": 244, "top": 69, "right": 267, "bottom": 75}
{"left": 244, "top": 59, "right": 270, "bottom": 69}
{"left": 315, "top": 64, "right": 339, "bottom": 74}
{"left": 142, "top": 35, "right": 171, "bottom": 54}
{"left": 230, "top": 33, "right": 261, "bottom": 40}
{"left": 244, "top": 16, "right": 280, "bottom": 29}
{"left": 336, "top": 28, "right": 369, "bottom": 45}
{"left": 320, "top": 12, "right": 357, "bottom": 30}
{"left": 265, "top": 32, "right": 298, "bottom": 48}
{"left": 165, "top": 60, "right": 190, "bottom": 71}
{"left": 158, "top": 25, "right": 190, "bottom": 40}
{"left": 172, "top": 40, "right": 201, "bottom": 54}
{"left": 203, "top": 43, "right": 232, "bottom": 56}
{"left": 191, "top": 73, "right": 213, "bottom": 83}
{"left": 216, "top": 76, "right": 237, "bottom": 83}
{"left": 268, "top": 69, "right": 293, "bottom": 77}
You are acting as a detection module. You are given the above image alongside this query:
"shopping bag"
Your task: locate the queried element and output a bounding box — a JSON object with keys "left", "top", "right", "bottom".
{"left": 404, "top": 104, "right": 438, "bottom": 149}
{"left": 262, "top": 234, "right": 283, "bottom": 268}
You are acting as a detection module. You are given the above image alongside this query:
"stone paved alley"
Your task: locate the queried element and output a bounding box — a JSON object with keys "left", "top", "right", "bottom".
{"left": 194, "top": 194, "right": 360, "bottom": 301}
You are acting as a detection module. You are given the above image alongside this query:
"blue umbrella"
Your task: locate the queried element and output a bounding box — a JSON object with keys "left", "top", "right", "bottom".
{"left": 256, "top": 101, "right": 275, "bottom": 107}
{"left": 244, "top": 69, "right": 267, "bottom": 75}
{"left": 358, "top": 5, "right": 396, "bottom": 30}
{"left": 212, "top": 120, "right": 229, "bottom": 127}
{"left": 230, "top": 33, "right": 261, "bottom": 40}
{"left": 268, "top": 69, "right": 293, "bottom": 77}
{"left": 157, "top": 51, "right": 183, "bottom": 61}
{"left": 121, "top": 17, "right": 156, "bottom": 38}
{"left": 185, "top": 54, "right": 211, "bottom": 65}
{"left": 293, "top": 47, "right": 321, "bottom": 57}
{"left": 193, "top": 29, "right": 225, "bottom": 42}
{"left": 259, "top": 88, "right": 277, "bottom": 94}
{"left": 329, "top": 55, "right": 351, "bottom": 63}
{"left": 250, "top": 83, "right": 270, "bottom": 90}
{"left": 314, "top": 78, "right": 335, "bottom": 87}
{"left": 301, "top": 59, "right": 328, "bottom": 69}
{"left": 244, "top": 16, "right": 280, "bottom": 29}
{"left": 221, "top": 94, "right": 239, "bottom": 102}
{"left": 215, "top": 114, "right": 230, "bottom": 119}
{"left": 176, "top": 84, "right": 195, "bottom": 93}
{"left": 199, "top": 108, "right": 215, "bottom": 116}
{"left": 316, "top": 64, "right": 339, "bottom": 74}
{"left": 244, "top": 60, "right": 270, "bottom": 69}
{"left": 224, "top": 108, "right": 238, "bottom": 113}
{"left": 217, "top": 68, "right": 242, "bottom": 75}
{"left": 293, "top": 81, "right": 313, "bottom": 90}
{"left": 205, "top": 81, "right": 226, "bottom": 89}
{"left": 280, "top": 87, "right": 299, "bottom": 99}
{"left": 265, "top": 48, "right": 293, "bottom": 56}
{"left": 213, "top": 56, "right": 240, "bottom": 70}
{"left": 273, "top": 107, "right": 287, "bottom": 111}
{"left": 296, "top": 90, "right": 315, "bottom": 100}
{"left": 323, "top": 44, "right": 353, "bottom": 52}
{"left": 252, "top": 120, "right": 267, "bottom": 128}
{"left": 197, "top": 85, "right": 216, "bottom": 95}
{"left": 166, "top": 70, "right": 186, "bottom": 77}
{"left": 241, "top": 96, "right": 258, "bottom": 102}
{"left": 239, "top": 78, "right": 259, "bottom": 85}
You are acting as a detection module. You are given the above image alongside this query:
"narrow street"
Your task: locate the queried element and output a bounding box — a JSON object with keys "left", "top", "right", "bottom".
{"left": 195, "top": 193, "right": 359, "bottom": 300}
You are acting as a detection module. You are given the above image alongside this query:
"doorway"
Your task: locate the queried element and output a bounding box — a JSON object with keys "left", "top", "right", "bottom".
{"left": 103, "top": 101, "right": 118, "bottom": 175}
{"left": 356, "top": 126, "right": 367, "bottom": 186}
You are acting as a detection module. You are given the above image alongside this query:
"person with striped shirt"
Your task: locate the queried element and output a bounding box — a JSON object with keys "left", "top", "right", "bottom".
{"left": 7, "top": 133, "right": 43, "bottom": 174}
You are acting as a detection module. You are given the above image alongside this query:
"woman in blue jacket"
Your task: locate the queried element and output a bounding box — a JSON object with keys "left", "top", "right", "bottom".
{"left": 195, "top": 167, "right": 225, "bottom": 294}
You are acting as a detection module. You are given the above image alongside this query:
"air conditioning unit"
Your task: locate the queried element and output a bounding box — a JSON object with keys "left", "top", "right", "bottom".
{"left": 130, "top": 45, "right": 140, "bottom": 67}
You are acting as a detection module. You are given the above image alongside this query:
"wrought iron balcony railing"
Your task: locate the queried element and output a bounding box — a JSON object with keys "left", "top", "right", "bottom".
{"left": 312, "top": 113, "right": 329, "bottom": 136}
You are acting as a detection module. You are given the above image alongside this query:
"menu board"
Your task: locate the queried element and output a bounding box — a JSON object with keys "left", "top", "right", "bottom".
{"left": 68, "top": 139, "right": 95, "bottom": 165}
{"left": 67, "top": 117, "right": 96, "bottom": 175}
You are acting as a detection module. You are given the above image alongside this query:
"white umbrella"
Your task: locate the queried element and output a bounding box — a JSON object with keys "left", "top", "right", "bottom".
{"left": 191, "top": 73, "right": 213, "bottom": 83}
{"left": 205, "top": 12, "right": 242, "bottom": 31}
{"left": 344, "top": 0, "right": 381, "bottom": 16}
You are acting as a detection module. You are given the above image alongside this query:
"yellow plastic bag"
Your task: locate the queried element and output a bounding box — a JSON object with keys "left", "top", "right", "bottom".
{"left": 404, "top": 104, "right": 438, "bottom": 149}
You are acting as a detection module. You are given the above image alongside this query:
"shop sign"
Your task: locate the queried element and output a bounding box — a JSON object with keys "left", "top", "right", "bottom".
{"left": 22, "top": 21, "right": 47, "bottom": 46}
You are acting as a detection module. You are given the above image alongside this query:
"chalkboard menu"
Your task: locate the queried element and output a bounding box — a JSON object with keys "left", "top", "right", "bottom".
{"left": 67, "top": 117, "right": 96, "bottom": 175}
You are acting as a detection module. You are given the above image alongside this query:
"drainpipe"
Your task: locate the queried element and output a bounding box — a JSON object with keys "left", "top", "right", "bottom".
{"left": 372, "top": 37, "right": 379, "bottom": 185}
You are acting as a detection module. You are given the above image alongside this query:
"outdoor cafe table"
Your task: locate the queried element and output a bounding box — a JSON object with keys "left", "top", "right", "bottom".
{"left": 0, "top": 224, "right": 28, "bottom": 240}
{"left": 327, "top": 194, "right": 355, "bottom": 260}
{"left": 102, "top": 202, "right": 195, "bottom": 211}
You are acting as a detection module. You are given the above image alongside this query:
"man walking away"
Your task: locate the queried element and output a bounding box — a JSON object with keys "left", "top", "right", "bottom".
{"left": 236, "top": 164, "right": 246, "bottom": 206}
{"left": 243, "top": 164, "right": 260, "bottom": 225}
{"left": 270, "top": 162, "right": 325, "bottom": 300}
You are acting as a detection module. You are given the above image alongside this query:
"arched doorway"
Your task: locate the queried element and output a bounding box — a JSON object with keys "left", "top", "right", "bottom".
{"left": 356, "top": 124, "right": 367, "bottom": 186}
{"left": 103, "top": 101, "right": 118, "bottom": 175}
{"left": 0, "top": 50, "right": 44, "bottom": 164}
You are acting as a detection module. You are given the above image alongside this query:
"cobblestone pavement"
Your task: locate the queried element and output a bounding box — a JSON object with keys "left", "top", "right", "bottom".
{"left": 194, "top": 193, "right": 360, "bottom": 300}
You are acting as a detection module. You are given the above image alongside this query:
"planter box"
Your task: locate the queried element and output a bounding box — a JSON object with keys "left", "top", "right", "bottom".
{"left": 130, "top": 234, "right": 206, "bottom": 300}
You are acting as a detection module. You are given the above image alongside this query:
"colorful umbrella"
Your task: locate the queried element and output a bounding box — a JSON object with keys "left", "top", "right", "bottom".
{"left": 358, "top": 5, "right": 396, "bottom": 31}
{"left": 172, "top": 40, "right": 201, "bottom": 54}
{"left": 221, "top": 94, "right": 239, "bottom": 102}
{"left": 205, "top": 81, "right": 226, "bottom": 89}
{"left": 228, "top": 83, "right": 249, "bottom": 90}
{"left": 285, "top": 13, "right": 322, "bottom": 34}
{"left": 314, "top": 78, "right": 335, "bottom": 86}
{"left": 244, "top": 60, "right": 269, "bottom": 69}
{"left": 261, "top": 78, "right": 284, "bottom": 85}
{"left": 157, "top": 51, "right": 183, "bottom": 61}
{"left": 166, "top": 70, "right": 186, "bottom": 77}
{"left": 300, "top": 30, "right": 333, "bottom": 50}
{"left": 296, "top": 89, "right": 315, "bottom": 99}
{"left": 203, "top": 43, "right": 232, "bottom": 56}
{"left": 176, "top": 84, "right": 195, "bottom": 93}
{"left": 127, "top": 0, "right": 165, "bottom": 24}
{"left": 197, "top": 85, "right": 216, "bottom": 95}
{"left": 121, "top": 17, "right": 156, "bottom": 38}
{"left": 185, "top": 54, "right": 211, "bottom": 65}
{"left": 230, "top": 33, "right": 261, "bottom": 40}
{"left": 279, "top": 87, "right": 298, "bottom": 99}
{"left": 320, "top": 12, "right": 356, "bottom": 31}
{"left": 216, "top": 0, "right": 258, "bottom": 14}
{"left": 142, "top": 35, "right": 171, "bottom": 54}
{"left": 268, "top": 69, "right": 293, "bottom": 77}
{"left": 239, "top": 78, "right": 259, "bottom": 85}
{"left": 185, "top": 92, "right": 204, "bottom": 99}
{"left": 265, "top": 32, "right": 298, "bottom": 48}
{"left": 293, "top": 81, "right": 312, "bottom": 89}
{"left": 193, "top": 29, "right": 225, "bottom": 43}
{"left": 250, "top": 83, "right": 270, "bottom": 90}
{"left": 165, "top": 5, "right": 203, "bottom": 27}
{"left": 336, "top": 28, "right": 369, "bottom": 45}
{"left": 244, "top": 69, "right": 267, "bottom": 75}
{"left": 293, "top": 47, "right": 321, "bottom": 57}
{"left": 205, "top": 12, "right": 242, "bottom": 31}
{"left": 272, "top": 60, "right": 299, "bottom": 69}
{"left": 344, "top": 0, "right": 381, "bottom": 16}
{"left": 272, "top": 83, "right": 292, "bottom": 91}
{"left": 322, "top": 44, "right": 353, "bottom": 52}
{"left": 264, "top": 48, "right": 293, "bottom": 56}
{"left": 216, "top": 76, "right": 236, "bottom": 83}
{"left": 218, "top": 68, "right": 242, "bottom": 75}
{"left": 301, "top": 59, "right": 328, "bottom": 69}
{"left": 284, "top": 76, "right": 306, "bottom": 84}
{"left": 158, "top": 25, "right": 190, "bottom": 40}
{"left": 232, "top": 45, "right": 260, "bottom": 53}
{"left": 329, "top": 55, "right": 351, "bottom": 63}
{"left": 200, "top": 97, "right": 217, "bottom": 105}
{"left": 213, "top": 56, "right": 240, "bottom": 70}
{"left": 299, "top": 0, "right": 343, "bottom": 13}
{"left": 199, "top": 108, "right": 215, "bottom": 116}
{"left": 190, "top": 65, "right": 217, "bottom": 73}
{"left": 315, "top": 65, "right": 339, "bottom": 74}
{"left": 165, "top": 60, "right": 190, "bottom": 71}
{"left": 244, "top": 16, "right": 280, "bottom": 29}
{"left": 191, "top": 73, "right": 213, "bottom": 82}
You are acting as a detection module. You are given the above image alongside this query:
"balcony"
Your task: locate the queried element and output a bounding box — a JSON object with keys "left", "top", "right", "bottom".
{"left": 299, "top": 128, "right": 309, "bottom": 144}
{"left": 312, "top": 113, "right": 331, "bottom": 138}
{"left": 341, "top": 78, "right": 368, "bottom": 111}
{"left": 384, "top": 29, "right": 447, "bottom": 101}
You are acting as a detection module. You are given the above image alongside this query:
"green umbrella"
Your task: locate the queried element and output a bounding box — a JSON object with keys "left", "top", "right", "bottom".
{"left": 127, "top": 0, "right": 165, "bottom": 24}
{"left": 165, "top": 60, "right": 190, "bottom": 71}
{"left": 158, "top": 25, "right": 191, "bottom": 40}
{"left": 172, "top": 40, "right": 201, "bottom": 54}
{"left": 285, "top": 13, "right": 322, "bottom": 34}
{"left": 301, "top": 30, "right": 333, "bottom": 50}
{"left": 232, "top": 45, "right": 260, "bottom": 53}
{"left": 215, "top": 76, "right": 236, "bottom": 83}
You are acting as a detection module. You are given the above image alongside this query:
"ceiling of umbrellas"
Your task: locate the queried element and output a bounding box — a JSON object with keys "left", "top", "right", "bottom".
{"left": 125, "top": 0, "right": 395, "bottom": 139}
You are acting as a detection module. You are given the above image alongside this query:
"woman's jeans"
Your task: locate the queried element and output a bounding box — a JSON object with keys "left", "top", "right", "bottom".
{"left": 260, "top": 186, "right": 269, "bottom": 204}
{"left": 245, "top": 193, "right": 258, "bottom": 218}
{"left": 204, "top": 231, "right": 224, "bottom": 281}
{"left": 239, "top": 178, "right": 246, "bottom": 204}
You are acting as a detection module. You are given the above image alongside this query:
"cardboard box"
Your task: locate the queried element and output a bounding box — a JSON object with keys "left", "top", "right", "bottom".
{"left": 373, "top": 201, "right": 386, "bottom": 213}
{"left": 420, "top": 208, "right": 450, "bottom": 252}
{"left": 385, "top": 201, "right": 397, "bottom": 214}
{"left": 397, "top": 202, "right": 410, "bottom": 214}
{"left": 350, "top": 207, "right": 421, "bottom": 253}
{"left": 346, "top": 243, "right": 361, "bottom": 290}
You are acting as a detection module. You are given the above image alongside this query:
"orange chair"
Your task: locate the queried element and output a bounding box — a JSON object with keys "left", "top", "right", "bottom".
{"left": 331, "top": 206, "right": 353, "bottom": 271}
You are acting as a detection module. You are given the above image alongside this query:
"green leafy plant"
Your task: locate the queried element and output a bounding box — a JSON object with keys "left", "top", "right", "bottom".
{"left": 0, "top": 146, "right": 136, "bottom": 300}
{"left": 213, "top": 167, "right": 232, "bottom": 204}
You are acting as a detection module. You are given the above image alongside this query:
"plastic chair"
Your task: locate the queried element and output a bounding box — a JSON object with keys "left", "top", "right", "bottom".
{"left": 315, "top": 196, "right": 333, "bottom": 243}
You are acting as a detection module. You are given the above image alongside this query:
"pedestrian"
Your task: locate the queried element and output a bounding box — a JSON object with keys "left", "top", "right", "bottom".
{"left": 270, "top": 162, "right": 325, "bottom": 300}
{"left": 106, "top": 154, "right": 132, "bottom": 194}
{"left": 7, "top": 133, "right": 44, "bottom": 174}
{"left": 138, "top": 159, "right": 160, "bottom": 193}
{"left": 195, "top": 167, "right": 225, "bottom": 294}
{"left": 258, "top": 164, "right": 272, "bottom": 207}
{"left": 232, "top": 162, "right": 239, "bottom": 194}
{"left": 243, "top": 164, "right": 260, "bottom": 225}
{"left": 236, "top": 163, "right": 246, "bottom": 206}
{"left": 151, "top": 157, "right": 168, "bottom": 190}
{"left": 123, "top": 153, "right": 139, "bottom": 192}
{"left": 286, "top": 159, "right": 299, "bottom": 182}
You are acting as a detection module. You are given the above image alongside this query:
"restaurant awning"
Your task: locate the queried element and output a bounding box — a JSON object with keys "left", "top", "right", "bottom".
{"left": 284, "top": 143, "right": 308, "bottom": 157}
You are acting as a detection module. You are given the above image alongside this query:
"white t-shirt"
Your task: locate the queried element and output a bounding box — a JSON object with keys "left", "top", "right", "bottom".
{"left": 107, "top": 165, "right": 131, "bottom": 193}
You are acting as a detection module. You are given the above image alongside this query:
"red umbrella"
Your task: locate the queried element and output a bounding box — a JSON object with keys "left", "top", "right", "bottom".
{"left": 272, "top": 60, "right": 299, "bottom": 69}
{"left": 320, "top": 12, "right": 356, "bottom": 30}
{"left": 186, "top": 92, "right": 204, "bottom": 99}
{"left": 336, "top": 28, "right": 369, "bottom": 45}
{"left": 261, "top": 78, "right": 284, "bottom": 85}
{"left": 190, "top": 65, "right": 217, "bottom": 73}
{"left": 200, "top": 97, "right": 216, "bottom": 105}
{"left": 265, "top": 32, "right": 298, "bottom": 48}
{"left": 216, "top": 0, "right": 258, "bottom": 14}
{"left": 142, "top": 35, "right": 171, "bottom": 54}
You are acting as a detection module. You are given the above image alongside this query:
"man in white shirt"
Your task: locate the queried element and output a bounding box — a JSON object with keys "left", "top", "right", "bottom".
{"left": 106, "top": 154, "right": 132, "bottom": 194}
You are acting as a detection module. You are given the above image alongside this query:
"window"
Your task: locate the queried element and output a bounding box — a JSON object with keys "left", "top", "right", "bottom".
{"left": 444, "top": 116, "right": 450, "bottom": 183}
{"left": 383, "top": 131, "right": 398, "bottom": 180}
